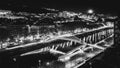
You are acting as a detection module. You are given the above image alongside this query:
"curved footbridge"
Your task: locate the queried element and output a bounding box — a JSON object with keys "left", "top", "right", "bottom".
{"left": 0, "top": 26, "right": 114, "bottom": 68}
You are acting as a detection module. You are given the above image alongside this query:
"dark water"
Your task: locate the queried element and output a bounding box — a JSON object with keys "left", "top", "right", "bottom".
{"left": 0, "top": 52, "right": 58, "bottom": 68}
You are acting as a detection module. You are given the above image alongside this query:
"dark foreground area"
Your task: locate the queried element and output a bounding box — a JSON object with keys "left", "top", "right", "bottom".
{"left": 0, "top": 44, "right": 120, "bottom": 68}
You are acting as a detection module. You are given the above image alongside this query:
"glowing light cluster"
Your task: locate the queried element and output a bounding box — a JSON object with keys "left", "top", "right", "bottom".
{"left": 87, "top": 9, "right": 94, "bottom": 14}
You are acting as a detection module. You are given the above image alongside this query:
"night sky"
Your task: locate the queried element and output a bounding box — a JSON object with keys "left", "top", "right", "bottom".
{"left": 0, "top": 0, "right": 119, "bottom": 15}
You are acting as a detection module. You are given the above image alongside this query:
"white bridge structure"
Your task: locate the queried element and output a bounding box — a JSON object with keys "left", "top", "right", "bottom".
{"left": 18, "top": 25, "right": 114, "bottom": 68}
{"left": 0, "top": 24, "right": 114, "bottom": 68}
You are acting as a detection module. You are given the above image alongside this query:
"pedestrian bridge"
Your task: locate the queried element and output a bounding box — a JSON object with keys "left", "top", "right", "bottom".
{"left": 21, "top": 26, "right": 114, "bottom": 58}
